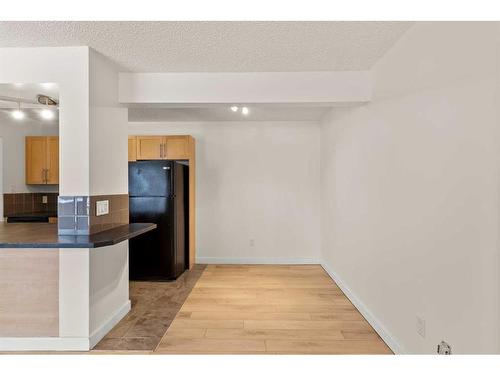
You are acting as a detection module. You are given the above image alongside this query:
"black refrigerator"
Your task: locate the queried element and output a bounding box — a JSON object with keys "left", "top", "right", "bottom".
{"left": 128, "top": 160, "right": 189, "bottom": 280}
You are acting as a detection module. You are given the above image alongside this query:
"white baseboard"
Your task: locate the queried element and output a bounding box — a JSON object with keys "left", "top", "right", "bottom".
{"left": 89, "top": 300, "right": 131, "bottom": 349}
{"left": 196, "top": 257, "right": 321, "bottom": 265}
{"left": 0, "top": 300, "right": 131, "bottom": 351}
{"left": 321, "top": 261, "right": 405, "bottom": 354}
{"left": 0, "top": 337, "right": 90, "bottom": 351}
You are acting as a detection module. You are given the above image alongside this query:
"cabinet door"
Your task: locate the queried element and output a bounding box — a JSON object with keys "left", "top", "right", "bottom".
{"left": 26, "top": 137, "right": 47, "bottom": 184}
{"left": 136, "top": 136, "right": 164, "bottom": 160}
{"left": 165, "top": 136, "right": 189, "bottom": 159}
{"left": 128, "top": 136, "right": 137, "bottom": 161}
{"left": 46, "top": 136, "right": 59, "bottom": 185}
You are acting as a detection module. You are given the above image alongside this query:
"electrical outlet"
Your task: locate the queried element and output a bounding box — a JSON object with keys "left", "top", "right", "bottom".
{"left": 249, "top": 239, "right": 255, "bottom": 247}
{"left": 96, "top": 200, "right": 109, "bottom": 216}
{"left": 437, "top": 341, "right": 452, "bottom": 355}
{"left": 416, "top": 316, "right": 426, "bottom": 338}
{"left": 42, "top": 195, "right": 48, "bottom": 204}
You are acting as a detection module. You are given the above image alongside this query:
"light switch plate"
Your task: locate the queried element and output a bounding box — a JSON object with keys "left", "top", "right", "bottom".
{"left": 96, "top": 200, "right": 109, "bottom": 216}
{"left": 42, "top": 195, "right": 48, "bottom": 204}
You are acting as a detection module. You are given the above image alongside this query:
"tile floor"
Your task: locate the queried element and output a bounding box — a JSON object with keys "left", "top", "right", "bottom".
{"left": 92, "top": 264, "right": 206, "bottom": 351}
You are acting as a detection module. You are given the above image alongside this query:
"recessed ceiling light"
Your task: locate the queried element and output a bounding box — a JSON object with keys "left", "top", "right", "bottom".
{"left": 230, "top": 106, "right": 239, "bottom": 112}
{"left": 241, "top": 107, "right": 249, "bottom": 115}
{"left": 11, "top": 110, "right": 24, "bottom": 120}
{"left": 40, "top": 109, "right": 55, "bottom": 120}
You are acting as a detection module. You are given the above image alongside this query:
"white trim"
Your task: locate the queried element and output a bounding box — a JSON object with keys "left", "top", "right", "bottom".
{"left": 0, "top": 337, "right": 89, "bottom": 351}
{"left": 320, "top": 261, "right": 405, "bottom": 354}
{"left": 89, "top": 300, "right": 131, "bottom": 349}
{"left": 196, "top": 257, "right": 321, "bottom": 265}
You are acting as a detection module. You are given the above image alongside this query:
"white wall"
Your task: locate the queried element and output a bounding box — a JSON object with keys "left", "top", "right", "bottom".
{"left": 89, "top": 241, "right": 129, "bottom": 345}
{"left": 0, "top": 115, "right": 58, "bottom": 194}
{"left": 129, "top": 121, "right": 322, "bottom": 263}
{"left": 320, "top": 22, "right": 500, "bottom": 354}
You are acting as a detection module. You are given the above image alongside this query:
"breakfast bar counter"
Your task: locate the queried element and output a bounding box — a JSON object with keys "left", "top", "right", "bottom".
{"left": 0, "top": 221, "right": 156, "bottom": 351}
{"left": 0, "top": 222, "right": 157, "bottom": 248}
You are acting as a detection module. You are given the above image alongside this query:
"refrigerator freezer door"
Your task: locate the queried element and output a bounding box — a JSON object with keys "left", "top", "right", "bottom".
{"left": 129, "top": 160, "right": 172, "bottom": 197}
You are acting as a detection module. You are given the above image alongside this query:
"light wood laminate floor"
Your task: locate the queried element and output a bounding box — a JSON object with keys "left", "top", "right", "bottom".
{"left": 155, "top": 265, "right": 392, "bottom": 354}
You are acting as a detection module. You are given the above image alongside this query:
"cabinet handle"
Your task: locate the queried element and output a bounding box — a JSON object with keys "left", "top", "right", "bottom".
{"left": 163, "top": 143, "right": 167, "bottom": 159}
{"left": 42, "top": 169, "right": 45, "bottom": 183}
{"left": 46, "top": 169, "right": 50, "bottom": 183}
{"left": 160, "top": 144, "right": 163, "bottom": 158}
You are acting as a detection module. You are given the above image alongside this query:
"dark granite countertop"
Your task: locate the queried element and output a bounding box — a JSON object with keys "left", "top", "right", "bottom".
{"left": 6, "top": 211, "right": 58, "bottom": 223}
{"left": 6, "top": 211, "right": 58, "bottom": 218}
{"left": 0, "top": 222, "right": 156, "bottom": 248}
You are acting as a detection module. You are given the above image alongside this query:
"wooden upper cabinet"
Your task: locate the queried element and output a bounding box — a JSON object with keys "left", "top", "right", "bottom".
{"left": 26, "top": 136, "right": 59, "bottom": 185}
{"left": 136, "top": 136, "right": 164, "bottom": 160}
{"left": 133, "top": 135, "right": 190, "bottom": 160}
{"left": 165, "top": 136, "right": 189, "bottom": 159}
{"left": 46, "top": 137, "right": 59, "bottom": 184}
{"left": 26, "top": 137, "right": 47, "bottom": 184}
{"left": 128, "top": 136, "right": 137, "bottom": 161}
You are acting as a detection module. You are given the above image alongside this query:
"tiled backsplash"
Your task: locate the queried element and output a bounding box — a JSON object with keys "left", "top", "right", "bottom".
{"left": 90, "top": 195, "right": 129, "bottom": 234}
{"left": 3, "top": 193, "right": 58, "bottom": 217}
{"left": 58, "top": 194, "right": 129, "bottom": 235}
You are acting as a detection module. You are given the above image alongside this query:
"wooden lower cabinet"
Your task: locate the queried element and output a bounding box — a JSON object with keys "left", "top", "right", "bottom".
{"left": 25, "top": 136, "right": 59, "bottom": 185}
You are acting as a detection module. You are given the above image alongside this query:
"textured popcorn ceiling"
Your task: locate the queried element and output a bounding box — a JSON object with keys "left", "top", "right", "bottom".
{"left": 0, "top": 21, "right": 413, "bottom": 72}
